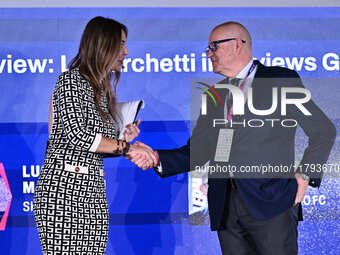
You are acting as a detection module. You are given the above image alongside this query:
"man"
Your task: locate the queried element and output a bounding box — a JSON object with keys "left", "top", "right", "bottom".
{"left": 130, "top": 22, "right": 336, "bottom": 254}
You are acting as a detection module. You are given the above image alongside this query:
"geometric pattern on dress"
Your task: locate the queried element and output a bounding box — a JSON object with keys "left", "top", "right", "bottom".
{"left": 33, "top": 68, "right": 117, "bottom": 254}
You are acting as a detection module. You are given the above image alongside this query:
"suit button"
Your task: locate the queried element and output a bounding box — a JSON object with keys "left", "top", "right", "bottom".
{"left": 75, "top": 167, "right": 80, "bottom": 172}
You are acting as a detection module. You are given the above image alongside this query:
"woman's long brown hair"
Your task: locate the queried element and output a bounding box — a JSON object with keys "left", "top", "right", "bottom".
{"left": 68, "top": 16, "right": 127, "bottom": 122}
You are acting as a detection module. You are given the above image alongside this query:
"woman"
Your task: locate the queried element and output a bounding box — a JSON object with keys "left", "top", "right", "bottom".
{"left": 33, "top": 16, "right": 156, "bottom": 254}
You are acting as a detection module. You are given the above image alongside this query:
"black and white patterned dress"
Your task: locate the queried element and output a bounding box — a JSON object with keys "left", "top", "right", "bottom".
{"left": 33, "top": 68, "right": 118, "bottom": 254}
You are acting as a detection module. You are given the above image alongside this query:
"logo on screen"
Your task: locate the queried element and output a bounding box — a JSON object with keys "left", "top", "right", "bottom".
{"left": 0, "top": 163, "right": 12, "bottom": 231}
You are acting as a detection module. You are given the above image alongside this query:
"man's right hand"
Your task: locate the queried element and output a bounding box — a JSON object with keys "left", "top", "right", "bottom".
{"left": 127, "top": 141, "right": 159, "bottom": 170}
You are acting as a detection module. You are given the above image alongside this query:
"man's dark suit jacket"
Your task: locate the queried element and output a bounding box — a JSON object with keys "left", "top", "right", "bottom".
{"left": 156, "top": 60, "right": 336, "bottom": 231}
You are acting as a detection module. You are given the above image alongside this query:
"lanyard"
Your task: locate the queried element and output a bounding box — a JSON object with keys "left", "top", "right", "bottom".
{"left": 227, "top": 60, "right": 257, "bottom": 121}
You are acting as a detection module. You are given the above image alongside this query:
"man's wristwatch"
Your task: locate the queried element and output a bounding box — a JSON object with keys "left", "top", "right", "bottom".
{"left": 300, "top": 173, "right": 310, "bottom": 181}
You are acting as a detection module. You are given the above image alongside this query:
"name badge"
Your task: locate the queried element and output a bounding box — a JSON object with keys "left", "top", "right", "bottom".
{"left": 214, "top": 128, "right": 234, "bottom": 162}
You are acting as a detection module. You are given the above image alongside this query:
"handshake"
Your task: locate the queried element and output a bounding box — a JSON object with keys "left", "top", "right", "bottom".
{"left": 123, "top": 121, "right": 159, "bottom": 170}
{"left": 126, "top": 141, "right": 160, "bottom": 170}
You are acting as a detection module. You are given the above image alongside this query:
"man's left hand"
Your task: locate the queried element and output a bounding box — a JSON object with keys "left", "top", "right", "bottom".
{"left": 294, "top": 173, "right": 309, "bottom": 205}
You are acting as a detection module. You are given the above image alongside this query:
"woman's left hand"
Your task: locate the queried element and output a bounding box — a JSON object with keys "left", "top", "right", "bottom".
{"left": 123, "top": 120, "right": 141, "bottom": 142}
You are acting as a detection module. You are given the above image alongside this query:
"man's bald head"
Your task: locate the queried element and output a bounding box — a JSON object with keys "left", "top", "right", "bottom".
{"left": 208, "top": 21, "right": 253, "bottom": 77}
{"left": 212, "top": 22, "right": 252, "bottom": 49}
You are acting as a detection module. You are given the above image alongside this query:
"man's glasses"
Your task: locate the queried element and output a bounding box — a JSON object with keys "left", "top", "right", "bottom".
{"left": 205, "top": 38, "right": 246, "bottom": 54}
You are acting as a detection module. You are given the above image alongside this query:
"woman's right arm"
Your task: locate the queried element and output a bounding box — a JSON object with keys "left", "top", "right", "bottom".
{"left": 56, "top": 72, "right": 156, "bottom": 162}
